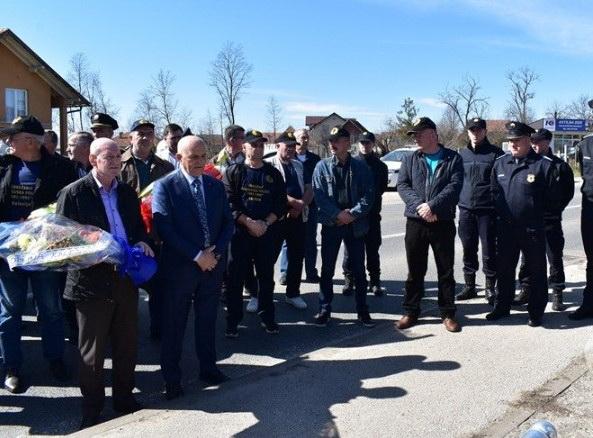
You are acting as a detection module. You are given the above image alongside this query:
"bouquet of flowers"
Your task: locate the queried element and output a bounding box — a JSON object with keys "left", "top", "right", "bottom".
{"left": 0, "top": 211, "right": 156, "bottom": 285}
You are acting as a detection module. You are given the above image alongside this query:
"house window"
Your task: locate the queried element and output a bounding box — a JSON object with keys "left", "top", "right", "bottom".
{"left": 5, "top": 88, "right": 28, "bottom": 122}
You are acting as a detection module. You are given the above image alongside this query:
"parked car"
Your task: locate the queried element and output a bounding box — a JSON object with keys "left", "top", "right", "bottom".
{"left": 380, "top": 147, "right": 418, "bottom": 190}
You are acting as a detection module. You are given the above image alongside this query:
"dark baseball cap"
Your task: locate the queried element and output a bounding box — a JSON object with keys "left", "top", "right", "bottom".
{"left": 359, "top": 131, "right": 376, "bottom": 143}
{"left": 244, "top": 129, "right": 268, "bottom": 144}
{"left": 467, "top": 117, "right": 487, "bottom": 130}
{"left": 531, "top": 128, "right": 553, "bottom": 142}
{"left": 407, "top": 117, "right": 437, "bottom": 135}
{"left": 130, "top": 119, "right": 155, "bottom": 132}
{"left": 276, "top": 131, "right": 299, "bottom": 146}
{"left": 505, "top": 121, "right": 535, "bottom": 140}
{"left": 328, "top": 126, "right": 350, "bottom": 141}
{"left": 91, "top": 113, "right": 119, "bottom": 130}
{"left": 0, "top": 115, "right": 45, "bottom": 137}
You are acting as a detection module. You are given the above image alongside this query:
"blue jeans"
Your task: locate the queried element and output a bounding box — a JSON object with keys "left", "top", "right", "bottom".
{"left": 0, "top": 263, "right": 65, "bottom": 371}
{"left": 319, "top": 225, "right": 368, "bottom": 314}
{"left": 280, "top": 206, "right": 319, "bottom": 278}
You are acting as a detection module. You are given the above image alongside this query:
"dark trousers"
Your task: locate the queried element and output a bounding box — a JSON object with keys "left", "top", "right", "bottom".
{"left": 147, "top": 244, "right": 163, "bottom": 336}
{"left": 582, "top": 198, "right": 593, "bottom": 308}
{"left": 305, "top": 205, "right": 319, "bottom": 278}
{"left": 458, "top": 208, "right": 496, "bottom": 277}
{"left": 343, "top": 214, "right": 382, "bottom": 286}
{"left": 403, "top": 218, "right": 457, "bottom": 318}
{"left": 75, "top": 276, "right": 138, "bottom": 418}
{"left": 274, "top": 218, "right": 306, "bottom": 297}
{"left": 518, "top": 218, "right": 565, "bottom": 291}
{"left": 160, "top": 263, "right": 222, "bottom": 385}
{"left": 319, "top": 225, "right": 368, "bottom": 314}
{"left": 226, "top": 227, "right": 276, "bottom": 326}
{"left": 496, "top": 223, "right": 548, "bottom": 318}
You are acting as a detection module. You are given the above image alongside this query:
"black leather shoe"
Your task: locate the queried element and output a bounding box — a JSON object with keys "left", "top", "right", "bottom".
{"left": 4, "top": 370, "right": 22, "bottom": 393}
{"left": 199, "top": 370, "right": 229, "bottom": 386}
{"left": 114, "top": 398, "right": 144, "bottom": 414}
{"left": 527, "top": 318, "right": 542, "bottom": 327}
{"left": 486, "top": 307, "right": 510, "bottom": 321}
{"left": 164, "top": 382, "right": 184, "bottom": 400}
{"left": 305, "top": 274, "right": 321, "bottom": 283}
{"left": 279, "top": 274, "right": 287, "bottom": 286}
{"left": 357, "top": 311, "right": 376, "bottom": 328}
{"left": 80, "top": 415, "right": 100, "bottom": 430}
{"left": 513, "top": 288, "right": 529, "bottom": 305}
{"left": 49, "top": 359, "right": 70, "bottom": 382}
{"left": 456, "top": 286, "right": 477, "bottom": 300}
{"left": 370, "top": 285, "right": 385, "bottom": 297}
{"left": 314, "top": 312, "right": 330, "bottom": 326}
{"left": 568, "top": 306, "right": 593, "bottom": 320}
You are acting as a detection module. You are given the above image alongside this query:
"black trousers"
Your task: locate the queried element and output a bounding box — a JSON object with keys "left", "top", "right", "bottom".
{"left": 343, "top": 214, "right": 382, "bottom": 286}
{"left": 518, "top": 218, "right": 565, "bottom": 292}
{"left": 403, "top": 218, "right": 457, "bottom": 318}
{"left": 226, "top": 227, "right": 276, "bottom": 327}
{"left": 147, "top": 244, "right": 163, "bottom": 336}
{"left": 582, "top": 198, "right": 593, "bottom": 308}
{"left": 75, "top": 275, "right": 138, "bottom": 418}
{"left": 458, "top": 208, "right": 497, "bottom": 277}
{"left": 496, "top": 222, "right": 548, "bottom": 318}
{"left": 273, "top": 218, "right": 306, "bottom": 297}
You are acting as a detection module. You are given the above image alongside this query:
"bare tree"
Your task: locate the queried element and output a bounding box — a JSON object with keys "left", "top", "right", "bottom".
{"left": 134, "top": 69, "right": 192, "bottom": 134}
{"left": 545, "top": 101, "right": 569, "bottom": 119}
{"left": 437, "top": 107, "right": 463, "bottom": 148}
{"left": 67, "top": 52, "right": 118, "bottom": 132}
{"left": 440, "top": 75, "right": 489, "bottom": 131}
{"left": 209, "top": 42, "right": 253, "bottom": 125}
{"left": 505, "top": 67, "right": 539, "bottom": 123}
{"left": 197, "top": 109, "right": 221, "bottom": 156}
{"left": 266, "top": 96, "right": 282, "bottom": 142}
{"left": 566, "top": 94, "right": 593, "bottom": 120}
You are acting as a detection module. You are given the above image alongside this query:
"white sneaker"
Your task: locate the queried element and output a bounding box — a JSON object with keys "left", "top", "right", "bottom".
{"left": 246, "top": 297, "right": 259, "bottom": 313}
{"left": 285, "top": 296, "right": 307, "bottom": 310}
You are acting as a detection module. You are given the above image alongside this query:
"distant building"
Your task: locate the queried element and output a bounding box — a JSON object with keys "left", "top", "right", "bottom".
{"left": 305, "top": 112, "right": 369, "bottom": 157}
{"left": 0, "top": 28, "right": 89, "bottom": 152}
{"left": 529, "top": 118, "right": 590, "bottom": 157}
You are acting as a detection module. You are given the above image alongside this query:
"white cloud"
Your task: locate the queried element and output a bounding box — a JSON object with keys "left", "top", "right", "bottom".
{"left": 417, "top": 97, "right": 447, "bottom": 109}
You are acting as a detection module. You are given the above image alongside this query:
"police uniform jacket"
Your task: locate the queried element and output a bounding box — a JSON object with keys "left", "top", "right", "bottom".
{"left": 491, "top": 149, "right": 560, "bottom": 228}
{"left": 458, "top": 138, "right": 504, "bottom": 211}
{"left": 355, "top": 152, "right": 388, "bottom": 218}
{"left": 312, "top": 154, "right": 375, "bottom": 238}
{"left": 396, "top": 145, "right": 464, "bottom": 221}
{"left": 544, "top": 149, "right": 574, "bottom": 221}
{"left": 577, "top": 134, "right": 593, "bottom": 202}
{"left": 120, "top": 147, "right": 174, "bottom": 194}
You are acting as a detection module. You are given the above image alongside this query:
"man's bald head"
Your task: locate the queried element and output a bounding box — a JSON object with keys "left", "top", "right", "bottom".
{"left": 177, "top": 135, "right": 208, "bottom": 177}
{"left": 90, "top": 138, "right": 118, "bottom": 156}
{"left": 89, "top": 138, "right": 121, "bottom": 182}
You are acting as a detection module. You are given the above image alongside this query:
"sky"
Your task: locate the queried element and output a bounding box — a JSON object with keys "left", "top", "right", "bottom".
{"left": 3, "top": 0, "right": 593, "bottom": 133}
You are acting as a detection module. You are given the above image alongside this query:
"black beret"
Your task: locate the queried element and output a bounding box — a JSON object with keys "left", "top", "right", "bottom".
{"left": 531, "top": 128, "right": 553, "bottom": 142}
{"left": 359, "top": 131, "right": 376, "bottom": 143}
{"left": 0, "top": 115, "right": 45, "bottom": 137}
{"left": 244, "top": 129, "right": 268, "bottom": 144}
{"left": 467, "top": 117, "right": 487, "bottom": 130}
{"left": 328, "top": 125, "right": 350, "bottom": 141}
{"left": 276, "top": 131, "right": 299, "bottom": 146}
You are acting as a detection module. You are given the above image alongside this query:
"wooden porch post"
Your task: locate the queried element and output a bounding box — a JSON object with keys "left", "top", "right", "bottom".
{"left": 59, "top": 99, "right": 67, "bottom": 155}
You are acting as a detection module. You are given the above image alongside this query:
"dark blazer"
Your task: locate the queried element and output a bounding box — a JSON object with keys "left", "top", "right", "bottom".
{"left": 152, "top": 169, "right": 234, "bottom": 274}
{"left": 56, "top": 172, "right": 148, "bottom": 301}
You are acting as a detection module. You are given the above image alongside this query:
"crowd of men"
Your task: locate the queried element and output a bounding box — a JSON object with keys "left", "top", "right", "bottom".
{"left": 0, "top": 110, "right": 592, "bottom": 430}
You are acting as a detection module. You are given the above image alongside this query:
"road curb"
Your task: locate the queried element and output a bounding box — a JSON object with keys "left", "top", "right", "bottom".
{"left": 467, "top": 355, "right": 588, "bottom": 438}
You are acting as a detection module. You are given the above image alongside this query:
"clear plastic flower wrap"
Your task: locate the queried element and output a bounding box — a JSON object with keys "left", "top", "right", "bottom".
{"left": 0, "top": 212, "right": 157, "bottom": 285}
{"left": 0, "top": 214, "right": 123, "bottom": 271}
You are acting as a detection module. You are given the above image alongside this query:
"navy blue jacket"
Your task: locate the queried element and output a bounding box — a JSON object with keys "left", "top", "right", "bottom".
{"left": 491, "top": 150, "right": 560, "bottom": 228}
{"left": 458, "top": 138, "right": 504, "bottom": 211}
{"left": 312, "top": 154, "right": 374, "bottom": 238}
{"left": 355, "top": 152, "right": 388, "bottom": 218}
{"left": 544, "top": 149, "right": 574, "bottom": 221}
{"left": 396, "top": 145, "right": 464, "bottom": 221}
{"left": 577, "top": 134, "right": 593, "bottom": 202}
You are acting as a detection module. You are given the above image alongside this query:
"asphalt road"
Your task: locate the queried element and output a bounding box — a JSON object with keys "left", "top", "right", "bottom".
{"left": 0, "top": 188, "right": 590, "bottom": 437}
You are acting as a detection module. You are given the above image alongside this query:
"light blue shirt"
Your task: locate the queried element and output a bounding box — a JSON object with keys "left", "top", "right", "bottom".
{"left": 92, "top": 170, "right": 128, "bottom": 242}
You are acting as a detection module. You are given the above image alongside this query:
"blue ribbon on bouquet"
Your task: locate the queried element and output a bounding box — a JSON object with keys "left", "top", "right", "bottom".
{"left": 114, "top": 237, "right": 157, "bottom": 286}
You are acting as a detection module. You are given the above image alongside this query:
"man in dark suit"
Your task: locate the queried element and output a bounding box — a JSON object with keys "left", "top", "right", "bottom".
{"left": 152, "top": 135, "right": 234, "bottom": 400}
{"left": 56, "top": 138, "right": 154, "bottom": 429}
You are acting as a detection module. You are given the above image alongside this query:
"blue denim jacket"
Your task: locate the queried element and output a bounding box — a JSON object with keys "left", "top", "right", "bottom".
{"left": 312, "top": 154, "right": 374, "bottom": 237}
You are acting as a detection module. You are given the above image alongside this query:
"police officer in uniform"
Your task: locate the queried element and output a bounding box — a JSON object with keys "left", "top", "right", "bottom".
{"left": 456, "top": 118, "right": 504, "bottom": 304}
{"left": 90, "top": 113, "right": 118, "bottom": 139}
{"left": 571, "top": 129, "right": 593, "bottom": 320}
{"left": 223, "top": 130, "right": 286, "bottom": 336}
{"left": 312, "top": 126, "right": 375, "bottom": 327}
{"left": 487, "top": 122, "right": 560, "bottom": 326}
{"left": 517, "top": 128, "right": 574, "bottom": 311}
{"left": 342, "top": 131, "right": 388, "bottom": 296}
